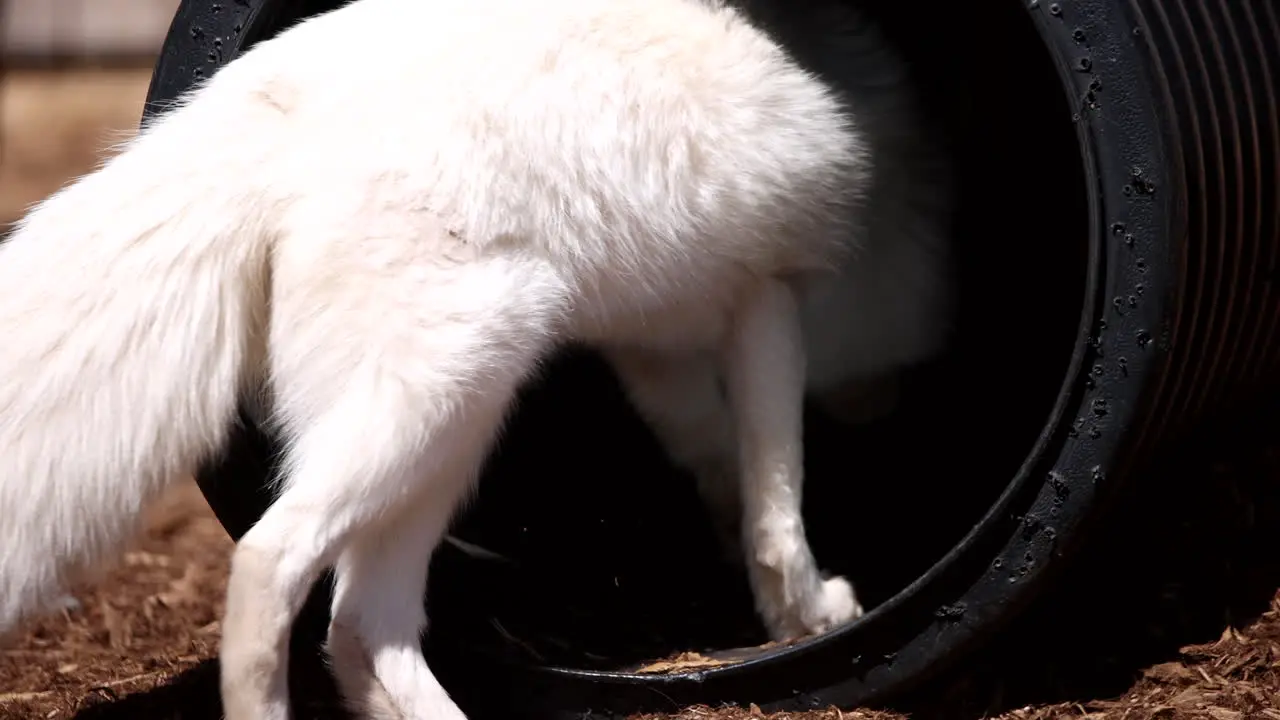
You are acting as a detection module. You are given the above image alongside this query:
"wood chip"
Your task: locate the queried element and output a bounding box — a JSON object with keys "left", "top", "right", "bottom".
{"left": 634, "top": 651, "right": 727, "bottom": 674}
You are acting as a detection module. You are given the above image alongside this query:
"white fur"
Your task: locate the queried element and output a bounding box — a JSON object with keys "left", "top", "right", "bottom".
{"left": 0, "top": 0, "right": 949, "bottom": 716}
{"left": 607, "top": 0, "right": 952, "bottom": 636}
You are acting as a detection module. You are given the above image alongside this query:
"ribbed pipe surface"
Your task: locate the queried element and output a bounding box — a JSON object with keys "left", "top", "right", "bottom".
{"left": 1128, "top": 0, "right": 1280, "bottom": 455}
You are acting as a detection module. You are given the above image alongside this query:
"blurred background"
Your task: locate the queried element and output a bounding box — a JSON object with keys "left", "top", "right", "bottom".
{"left": 0, "top": 0, "right": 178, "bottom": 233}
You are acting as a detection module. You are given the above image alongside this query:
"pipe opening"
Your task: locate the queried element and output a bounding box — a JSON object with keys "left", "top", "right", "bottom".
{"left": 425, "top": 0, "right": 1092, "bottom": 675}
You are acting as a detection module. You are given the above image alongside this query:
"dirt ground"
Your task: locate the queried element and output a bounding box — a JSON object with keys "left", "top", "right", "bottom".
{"left": 6, "top": 470, "right": 1280, "bottom": 720}
{"left": 5, "top": 468, "right": 1280, "bottom": 720}
{"left": 0, "top": 67, "right": 155, "bottom": 226}
{"left": 3, "top": 67, "right": 1280, "bottom": 720}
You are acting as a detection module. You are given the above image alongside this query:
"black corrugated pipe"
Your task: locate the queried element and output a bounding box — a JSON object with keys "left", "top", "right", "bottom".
{"left": 143, "top": 0, "right": 1280, "bottom": 717}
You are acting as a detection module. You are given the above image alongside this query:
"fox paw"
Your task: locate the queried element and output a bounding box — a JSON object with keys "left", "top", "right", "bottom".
{"left": 758, "top": 572, "right": 864, "bottom": 642}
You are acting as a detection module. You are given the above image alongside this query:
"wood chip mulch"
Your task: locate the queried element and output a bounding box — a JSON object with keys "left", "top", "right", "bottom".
{"left": 3, "top": 394, "right": 1280, "bottom": 720}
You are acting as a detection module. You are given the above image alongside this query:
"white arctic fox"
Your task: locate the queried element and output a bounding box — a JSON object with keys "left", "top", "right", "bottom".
{"left": 0, "top": 0, "right": 950, "bottom": 717}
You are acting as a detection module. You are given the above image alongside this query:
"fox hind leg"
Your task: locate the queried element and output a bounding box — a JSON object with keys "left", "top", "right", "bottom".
{"left": 325, "top": 387, "right": 515, "bottom": 720}
{"left": 218, "top": 251, "right": 564, "bottom": 720}
{"left": 326, "top": 485, "right": 471, "bottom": 720}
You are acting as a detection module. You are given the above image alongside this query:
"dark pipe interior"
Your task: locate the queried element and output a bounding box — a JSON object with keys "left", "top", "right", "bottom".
{"left": 261, "top": 0, "right": 1091, "bottom": 673}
